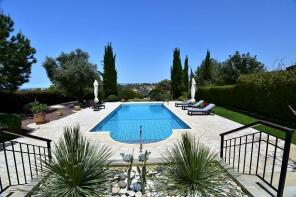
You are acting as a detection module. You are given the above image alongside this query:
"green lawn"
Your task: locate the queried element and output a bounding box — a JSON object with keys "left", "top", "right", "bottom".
{"left": 213, "top": 106, "right": 296, "bottom": 144}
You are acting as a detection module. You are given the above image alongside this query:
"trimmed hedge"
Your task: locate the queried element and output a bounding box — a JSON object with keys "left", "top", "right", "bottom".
{"left": 196, "top": 70, "right": 296, "bottom": 125}
{"left": 0, "top": 90, "right": 74, "bottom": 113}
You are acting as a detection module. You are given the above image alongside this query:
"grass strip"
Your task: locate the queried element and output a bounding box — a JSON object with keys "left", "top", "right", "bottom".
{"left": 213, "top": 106, "right": 295, "bottom": 144}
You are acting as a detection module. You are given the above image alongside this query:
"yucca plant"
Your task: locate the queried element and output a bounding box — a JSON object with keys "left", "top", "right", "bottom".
{"left": 157, "top": 133, "right": 227, "bottom": 196}
{"left": 39, "top": 125, "right": 112, "bottom": 197}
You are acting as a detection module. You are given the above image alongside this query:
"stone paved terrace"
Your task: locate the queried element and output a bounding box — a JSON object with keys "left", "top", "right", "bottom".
{"left": 1, "top": 101, "right": 296, "bottom": 196}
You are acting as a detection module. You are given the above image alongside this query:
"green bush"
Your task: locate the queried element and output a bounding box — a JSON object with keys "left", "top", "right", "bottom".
{"left": 149, "top": 88, "right": 172, "bottom": 101}
{"left": 181, "top": 91, "right": 188, "bottom": 99}
{"left": 105, "top": 94, "right": 119, "bottom": 102}
{"left": 39, "top": 126, "right": 111, "bottom": 196}
{"left": 0, "top": 89, "right": 74, "bottom": 113}
{"left": 196, "top": 70, "right": 296, "bottom": 125}
{"left": 158, "top": 133, "right": 227, "bottom": 196}
{"left": 118, "top": 88, "right": 143, "bottom": 100}
{"left": 128, "top": 98, "right": 146, "bottom": 102}
{"left": 29, "top": 101, "right": 48, "bottom": 114}
{"left": 0, "top": 113, "right": 21, "bottom": 131}
{"left": 177, "top": 96, "right": 187, "bottom": 101}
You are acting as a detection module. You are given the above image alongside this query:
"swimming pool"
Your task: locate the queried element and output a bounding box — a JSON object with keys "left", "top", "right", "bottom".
{"left": 91, "top": 103, "right": 190, "bottom": 143}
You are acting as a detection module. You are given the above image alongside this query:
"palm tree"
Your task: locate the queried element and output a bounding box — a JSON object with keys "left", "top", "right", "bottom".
{"left": 158, "top": 133, "right": 226, "bottom": 196}
{"left": 39, "top": 125, "right": 112, "bottom": 196}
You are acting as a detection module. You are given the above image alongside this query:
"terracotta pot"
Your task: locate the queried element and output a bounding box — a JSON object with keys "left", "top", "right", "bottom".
{"left": 34, "top": 113, "right": 46, "bottom": 124}
{"left": 74, "top": 105, "right": 81, "bottom": 111}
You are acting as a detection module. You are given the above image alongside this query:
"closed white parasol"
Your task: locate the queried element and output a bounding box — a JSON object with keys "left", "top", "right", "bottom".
{"left": 191, "top": 78, "right": 196, "bottom": 103}
{"left": 93, "top": 80, "right": 99, "bottom": 103}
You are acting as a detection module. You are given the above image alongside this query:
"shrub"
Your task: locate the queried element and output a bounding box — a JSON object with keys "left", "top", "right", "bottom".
{"left": 128, "top": 98, "right": 146, "bottom": 102}
{"left": 40, "top": 126, "right": 111, "bottom": 196}
{"left": 105, "top": 94, "right": 119, "bottom": 102}
{"left": 119, "top": 88, "right": 142, "bottom": 100}
{"left": 149, "top": 88, "right": 172, "bottom": 101}
{"left": 0, "top": 89, "right": 74, "bottom": 113}
{"left": 177, "top": 96, "right": 187, "bottom": 101}
{"left": 161, "top": 93, "right": 172, "bottom": 101}
{"left": 196, "top": 70, "right": 296, "bottom": 124}
{"left": 0, "top": 113, "right": 22, "bottom": 142}
{"left": 0, "top": 113, "right": 21, "bottom": 131}
{"left": 29, "top": 101, "right": 48, "bottom": 114}
{"left": 157, "top": 133, "right": 226, "bottom": 196}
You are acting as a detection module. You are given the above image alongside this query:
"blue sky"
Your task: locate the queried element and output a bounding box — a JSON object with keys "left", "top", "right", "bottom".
{"left": 1, "top": 0, "right": 296, "bottom": 88}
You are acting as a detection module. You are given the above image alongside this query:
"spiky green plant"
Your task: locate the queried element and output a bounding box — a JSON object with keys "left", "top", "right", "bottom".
{"left": 137, "top": 150, "right": 149, "bottom": 194}
{"left": 158, "top": 133, "right": 226, "bottom": 196}
{"left": 126, "top": 155, "right": 134, "bottom": 189}
{"left": 39, "top": 126, "right": 112, "bottom": 197}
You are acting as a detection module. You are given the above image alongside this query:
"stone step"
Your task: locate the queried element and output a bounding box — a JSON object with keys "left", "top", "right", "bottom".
{"left": 1, "top": 177, "right": 41, "bottom": 197}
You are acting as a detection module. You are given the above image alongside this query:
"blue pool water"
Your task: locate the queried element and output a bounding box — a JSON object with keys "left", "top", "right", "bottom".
{"left": 91, "top": 103, "right": 190, "bottom": 143}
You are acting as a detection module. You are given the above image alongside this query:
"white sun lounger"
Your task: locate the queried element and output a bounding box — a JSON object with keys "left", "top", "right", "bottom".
{"left": 182, "top": 100, "right": 204, "bottom": 110}
{"left": 187, "top": 103, "right": 215, "bottom": 115}
{"left": 175, "top": 100, "right": 192, "bottom": 107}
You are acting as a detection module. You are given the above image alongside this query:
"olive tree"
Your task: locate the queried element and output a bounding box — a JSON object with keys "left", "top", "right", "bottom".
{"left": 221, "top": 51, "right": 265, "bottom": 84}
{"left": 43, "top": 49, "right": 101, "bottom": 102}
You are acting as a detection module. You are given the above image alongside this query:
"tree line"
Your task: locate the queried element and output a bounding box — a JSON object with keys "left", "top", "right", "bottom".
{"left": 170, "top": 48, "right": 266, "bottom": 100}
{"left": 195, "top": 50, "right": 265, "bottom": 85}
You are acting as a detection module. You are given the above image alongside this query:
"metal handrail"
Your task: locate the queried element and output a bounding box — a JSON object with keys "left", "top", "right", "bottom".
{"left": 0, "top": 128, "right": 53, "bottom": 194}
{"left": 219, "top": 120, "right": 294, "bottom": 197}
{"left": 0, "top": 128, "right": 52, "bottom": 161}
{"left": 220, "top": 120, "right": 294, "bottom": 137}
{"left": 0, "top": 128, "right": 52, "bottom": 143}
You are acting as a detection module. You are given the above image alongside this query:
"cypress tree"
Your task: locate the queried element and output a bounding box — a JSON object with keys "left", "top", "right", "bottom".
{"left": 171, "top": 48, "right": 184, "bottom": 99}
{"left": 183, "top": 56, "right": 189, "bottom": 94}
{"left": 103, "top": 43, "right": 118, "bottom": 97}
{"left": 202, "top": 50, "right": 212, "bottom": 81}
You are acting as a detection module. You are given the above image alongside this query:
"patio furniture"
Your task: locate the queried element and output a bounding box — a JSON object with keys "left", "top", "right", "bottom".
{"left": 175, "top": 100, "right": 192, "bottom": 107}
{"left": 182, "top": 100, "right": 204, "bottom": 110}
{"left": 187, "top": 103, "right": 215, "bottom": 115}
{"left": 89, "top": 100, "right": 105, "bottom": 111}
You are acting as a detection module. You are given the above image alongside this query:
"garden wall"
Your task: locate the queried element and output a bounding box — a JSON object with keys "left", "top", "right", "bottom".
{"left": 0, "top": 90, "right": 74, "bottom": 113}
{"left": 196, "top": 70, "right": 296, "bottom": 124}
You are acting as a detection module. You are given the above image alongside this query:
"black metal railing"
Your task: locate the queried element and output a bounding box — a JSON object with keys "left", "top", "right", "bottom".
{"left": 0, "top": 128, "right": 52, "bottom": 194}
{"left": 220, "top": 120, "right": 294, "bottom": 197}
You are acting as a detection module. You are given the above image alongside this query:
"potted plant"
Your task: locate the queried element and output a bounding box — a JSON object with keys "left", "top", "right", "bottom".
{"left": 29, "top": 101, "right": 48, "bottom": 124}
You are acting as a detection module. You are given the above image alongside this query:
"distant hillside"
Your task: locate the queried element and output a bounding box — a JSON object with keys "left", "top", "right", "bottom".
{"left": 119, "top": 83, "right": 156, "bottom": 96}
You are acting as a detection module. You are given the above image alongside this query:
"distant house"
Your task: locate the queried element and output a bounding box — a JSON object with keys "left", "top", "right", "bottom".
{"left": 286, "top": 64, "right": 296, "bottom": 71}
